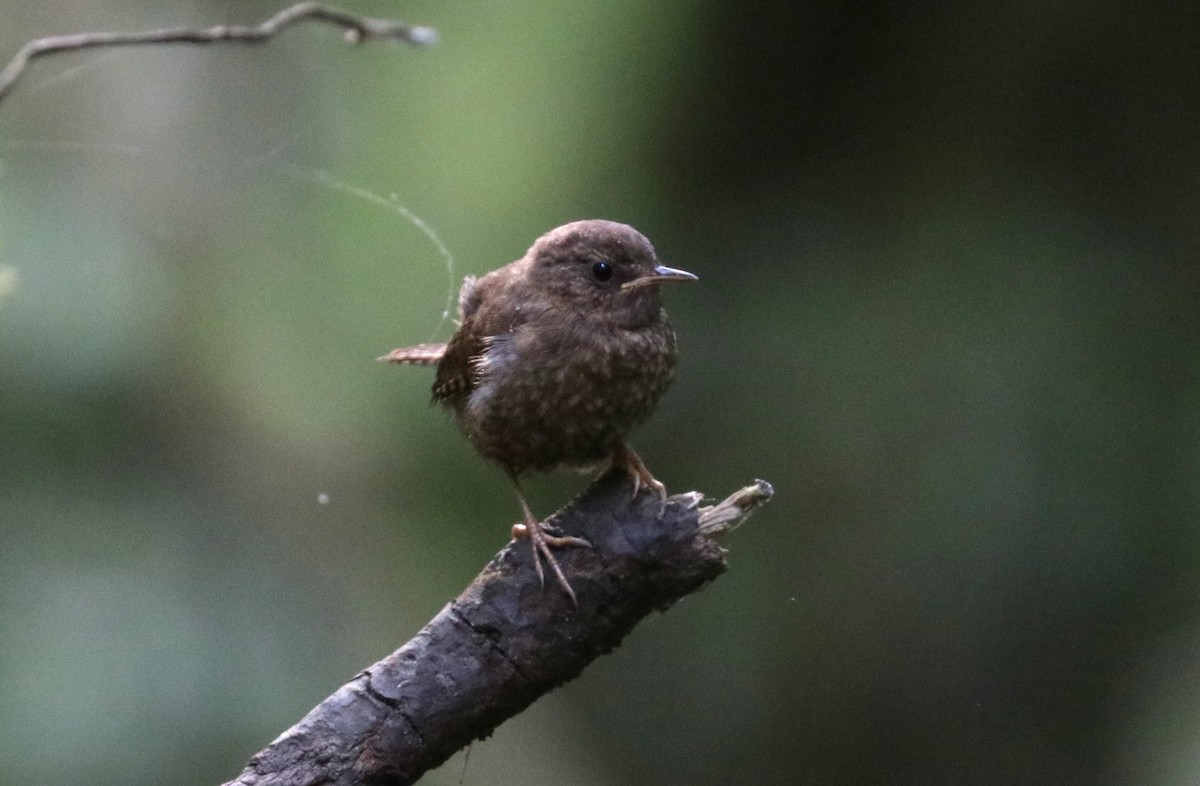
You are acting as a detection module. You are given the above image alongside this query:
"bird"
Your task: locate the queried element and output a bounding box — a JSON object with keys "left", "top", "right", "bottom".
{"left": 380, "top": 219, "right": 696, "bottom": 603}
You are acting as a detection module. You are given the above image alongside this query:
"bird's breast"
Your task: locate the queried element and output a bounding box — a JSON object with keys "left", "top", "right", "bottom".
{"left": 456, "top": 319, "right": 677, "bottom": 472}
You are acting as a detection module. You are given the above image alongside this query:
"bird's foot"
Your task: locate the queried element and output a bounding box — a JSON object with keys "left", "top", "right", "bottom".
{"left": 511, "top": 517, "right": 591, "bottom": 606}
{"left": 611, "top": 442, "right": 667, "bottom": 509}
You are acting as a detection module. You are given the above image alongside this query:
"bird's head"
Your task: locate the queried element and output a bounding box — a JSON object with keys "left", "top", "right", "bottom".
{"left": 528, "top": 219, "right": 696, "bottom": 326}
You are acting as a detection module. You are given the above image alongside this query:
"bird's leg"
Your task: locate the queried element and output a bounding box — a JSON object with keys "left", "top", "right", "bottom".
{"left": 507, "top": 472, "right": 591, "bottom": 605}
{"left": 611, "top": 441, "right": 667, "bottom": 505}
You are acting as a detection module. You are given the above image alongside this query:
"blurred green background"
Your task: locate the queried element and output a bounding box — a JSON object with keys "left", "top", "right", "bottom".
{"left": 2, "top": 2, "right": 1198, "bottom": 784}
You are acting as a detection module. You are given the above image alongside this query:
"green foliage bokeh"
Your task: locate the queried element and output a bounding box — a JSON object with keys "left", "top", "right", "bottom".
{"left": 1, "top": 2, "right": 1198, "bottom": 784}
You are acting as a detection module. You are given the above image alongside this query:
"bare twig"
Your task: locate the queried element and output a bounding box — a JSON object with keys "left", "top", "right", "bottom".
{"left": 221, "top": 472, "right": 772, "bottom": 786}
{"left": 0, "top": 2, "right": 437, "bottom": 105}
{"left": 698, "top": 479, "right": 774, "bottom": 534}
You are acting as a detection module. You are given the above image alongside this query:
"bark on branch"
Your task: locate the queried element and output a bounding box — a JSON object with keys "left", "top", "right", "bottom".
{"left": 0, "top": 2, "right": 436, "bottom": 105}
{"left": 221, "top": 473, "right": 773, "bottom": 786}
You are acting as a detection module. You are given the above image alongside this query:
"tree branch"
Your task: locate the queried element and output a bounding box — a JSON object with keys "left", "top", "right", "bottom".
{"left": 0, "top": 2, "right": 437, "bottom": 105}
{"left": 221, "top": 473, "right": 773, "bottom": 786}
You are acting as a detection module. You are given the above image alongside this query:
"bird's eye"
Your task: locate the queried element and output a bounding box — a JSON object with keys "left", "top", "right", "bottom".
{"left": 592, "top": 261, "right": 614, "bottom": 282}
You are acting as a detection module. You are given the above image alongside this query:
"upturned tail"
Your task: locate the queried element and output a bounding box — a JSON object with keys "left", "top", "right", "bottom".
{"left": 377, "top": 343, "right": 447, "bottom": 365}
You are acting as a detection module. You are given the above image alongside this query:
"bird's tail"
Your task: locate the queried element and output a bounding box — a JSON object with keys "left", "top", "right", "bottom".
{"left": 377, "top": 343, "right": 447, "bottom": 365}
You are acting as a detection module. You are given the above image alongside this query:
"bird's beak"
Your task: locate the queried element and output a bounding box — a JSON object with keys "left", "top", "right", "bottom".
{"left": 621, "top": 264, "right": 699, "bottom": 291}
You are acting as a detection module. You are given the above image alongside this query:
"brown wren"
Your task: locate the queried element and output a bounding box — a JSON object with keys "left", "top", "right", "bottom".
{"left": 380, "top": 219, "right": 696, "bottom": 603}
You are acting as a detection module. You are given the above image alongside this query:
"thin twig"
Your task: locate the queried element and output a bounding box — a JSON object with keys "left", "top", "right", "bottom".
{"left": 0, "top": 2, "right": 437, "bottom": 105}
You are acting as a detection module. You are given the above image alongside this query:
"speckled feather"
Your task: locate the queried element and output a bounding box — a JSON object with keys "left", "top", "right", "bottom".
{"left": 388, "top": 220, "right": 687, "bottom": 475}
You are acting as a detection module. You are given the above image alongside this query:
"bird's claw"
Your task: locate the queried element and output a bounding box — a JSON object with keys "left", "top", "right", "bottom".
{"left": 611, "top": 442, "right": 668, "bottom": 512}
{"left": 512, "top": 518, "right": 591, "bottom": 605}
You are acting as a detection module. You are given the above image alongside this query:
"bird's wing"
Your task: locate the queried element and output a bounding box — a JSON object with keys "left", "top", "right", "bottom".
{"left": 431, "top": 274, "right": 489, "bottom": 402}
{"left": 432, "top": 280, "right": 531, "bottom": 404}
{"left": 431, "top": 324, "right": 478, "bottom": 403}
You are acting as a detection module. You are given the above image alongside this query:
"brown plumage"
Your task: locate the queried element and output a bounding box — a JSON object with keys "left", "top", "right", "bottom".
{"left": 380, "top": 219, "right": 696, "bottom": 602}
